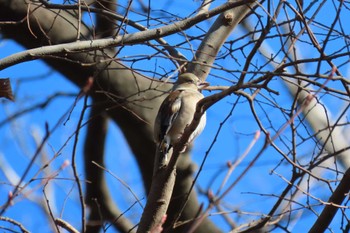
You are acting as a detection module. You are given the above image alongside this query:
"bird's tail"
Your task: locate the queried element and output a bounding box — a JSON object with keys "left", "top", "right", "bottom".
{"left": 153, "top": 142, "right": 171, "bottom": 176}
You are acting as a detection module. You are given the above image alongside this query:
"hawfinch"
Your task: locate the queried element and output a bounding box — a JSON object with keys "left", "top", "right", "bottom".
{"left": 154, "top": 73, "right": 208, "bottom": 170}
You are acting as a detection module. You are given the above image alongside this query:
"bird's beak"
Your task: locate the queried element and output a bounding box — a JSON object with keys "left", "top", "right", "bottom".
{"left": 198, "top": 81, "right": 210, "bottom": 90}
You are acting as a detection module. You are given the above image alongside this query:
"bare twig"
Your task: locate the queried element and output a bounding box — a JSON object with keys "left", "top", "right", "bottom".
{"left": 71, "top": 91, "right": 90, "bottom": 233}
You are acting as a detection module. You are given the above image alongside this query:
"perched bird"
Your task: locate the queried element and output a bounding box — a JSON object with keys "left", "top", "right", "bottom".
{"left": 154, "top": 73, "right": 208, "bottom": 172}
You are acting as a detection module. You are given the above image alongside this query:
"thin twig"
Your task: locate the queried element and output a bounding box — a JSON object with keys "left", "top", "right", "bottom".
{"left": 71, "top": 94, "right": 89, "bottom": 233}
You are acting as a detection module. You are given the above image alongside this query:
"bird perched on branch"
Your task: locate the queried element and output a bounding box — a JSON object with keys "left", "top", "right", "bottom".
{"left": 154, "top": 73, "right": 208, "bottom": 173}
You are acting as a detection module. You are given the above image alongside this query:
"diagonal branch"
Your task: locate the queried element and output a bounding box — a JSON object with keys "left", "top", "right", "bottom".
{"left": 309, "top": 167, "right": 350, "bottom": 233}
{"left": 187, "top": 1, "right": 256, "bottom": 80}
{"left": 0, "top": 0, "right": 254, "bottom": 71}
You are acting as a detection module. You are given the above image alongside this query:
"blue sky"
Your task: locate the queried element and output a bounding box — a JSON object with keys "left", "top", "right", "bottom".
{"left": 1, "top": 1, "right": 349, "bottom": 232}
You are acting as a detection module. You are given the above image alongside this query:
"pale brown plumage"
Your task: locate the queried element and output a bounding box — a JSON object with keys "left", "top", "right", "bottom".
{"left": 154, "top": 73, "right": 208, "bottom": 172}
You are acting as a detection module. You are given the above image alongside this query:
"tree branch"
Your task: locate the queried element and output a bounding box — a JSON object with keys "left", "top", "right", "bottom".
{"left": 309, "top": 168, "right": 350, "bottom": 233}
{"left": 84, "top": 99, "right": 136, "bottom": 233}
{"left": 0, "top": 0, "right": 254, "bottom": 71}
{"left": 187, "top": 1, "right": 256, "bottom": 80}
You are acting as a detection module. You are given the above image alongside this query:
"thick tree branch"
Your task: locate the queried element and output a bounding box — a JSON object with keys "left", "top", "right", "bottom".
{"left": 93, "top": 0, "right": 117, "bottom": 38}
{"left": 84, "top": 99, "right": 135, "bottom": 233}
{"left": 309, "top": 168, "right": 350, "bottom": 233}
{"left": 0, "top": 0, "right": 254, "bottom": 71}
{"left": 187, "top": 1, "right": 256, "bottom": 80}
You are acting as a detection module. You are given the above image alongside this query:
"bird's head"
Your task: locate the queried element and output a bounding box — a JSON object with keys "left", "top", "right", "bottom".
{"left": 175, "top": 73, "right": 209, "bottom": 90}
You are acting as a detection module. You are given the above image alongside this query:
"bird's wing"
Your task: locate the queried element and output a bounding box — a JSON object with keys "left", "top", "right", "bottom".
{"left": 154, "top": 90, "right": 182, "bottom": 142}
